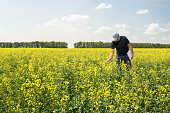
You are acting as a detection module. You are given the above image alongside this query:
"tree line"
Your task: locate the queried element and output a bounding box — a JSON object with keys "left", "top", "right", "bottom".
{"left": 74, "top": 41, "right": 170, "bottom": 48}
{"left": 0, "top": 41, "right": 169, "bottom": 48}
{"left": 74, "top": 41, "right": 111, "bottom": 48}
{"left": 0, "top": 41, "right": 68, "bottom": 48}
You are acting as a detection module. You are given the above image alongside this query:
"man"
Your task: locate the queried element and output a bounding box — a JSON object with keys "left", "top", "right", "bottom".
{"left": 106, "top": 33, "right": 133, "bottom": 69}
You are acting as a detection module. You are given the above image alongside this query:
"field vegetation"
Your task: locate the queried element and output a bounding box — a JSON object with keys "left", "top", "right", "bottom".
{"left": 0, "top": 48, "right": 169, "bottom": 112}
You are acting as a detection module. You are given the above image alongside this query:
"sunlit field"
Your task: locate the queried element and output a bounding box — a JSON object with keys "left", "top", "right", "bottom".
{"left": 0, "top": 48, "right": 169, "bottom": 112}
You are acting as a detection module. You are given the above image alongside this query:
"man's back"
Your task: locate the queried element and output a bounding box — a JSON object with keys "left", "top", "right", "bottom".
{"left": 111, "top": 36, "right": 130, "bottom": 56}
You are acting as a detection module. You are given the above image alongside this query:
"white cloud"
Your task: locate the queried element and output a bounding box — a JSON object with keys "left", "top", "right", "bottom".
{"left": 130, "top": 35, "right": 140, "bottom": 42}
{"left": 61, "top": 15, "right": 90, "bottom": 25}
{"left": 113, "top": 24, "right": 140, "bottom": 43}
{"left": 95, "top": 3, "right": 112, "bottom": 10}
{"left": 35, "top": 14, "right": 92, "bottom": 48}
{"left": 161, "top": 35, "right": 170, "bottom": 42}
{"left": 0, "top": 27, "right": 4, "bottom": 32}
{"left": 162, "top": 37, "right": 166, "bottom": 41}
{"left": 136, "top": 9, "right": 149, "bottom": 15}
{"left": 94, "top": 26, "right": 113, "bottom": 34}
{"left": 144, "top": 23, "right": 168, "bottom": 35}
{"left": 38, "top": 14, "right": 90, "bottom": 31}
{"left": 168, "top": 22, "right": 170, "bottom": 27}
{"left": 117, "top": 29, "right": 130, "bottom": 36}
{"left": 114, "top": 24, "right": 128, "bottom": 29}
{"left": 113, "top": 24, "right": 129, "bottom": 36}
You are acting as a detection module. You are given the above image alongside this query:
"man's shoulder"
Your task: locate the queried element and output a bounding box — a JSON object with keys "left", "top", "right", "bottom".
{"left": 111, "top": 40, "right": 115, "bottom": 46}
{"left": 120, "top": 36, "right": 127, "bottom": 39}
{"left": 111, "top": 40, "right": 115, "bottom": 44}
{"left": 120, "top": 36, "right": 129, "bottom": 41}
{"left": 120, "top": 36, "right": 130, "bottom": 43}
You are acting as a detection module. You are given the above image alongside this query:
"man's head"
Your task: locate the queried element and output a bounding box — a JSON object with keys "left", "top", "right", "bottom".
{"left": 113, "top": 33, "right": 120, "bottom": 42}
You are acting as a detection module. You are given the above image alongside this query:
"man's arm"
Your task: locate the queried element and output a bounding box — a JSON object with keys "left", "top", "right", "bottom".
{"left": 106, "top": 49, "right": 114, "bottom": 63}
{"left": 128, "top": 43, "right": 133, "bottom": 60}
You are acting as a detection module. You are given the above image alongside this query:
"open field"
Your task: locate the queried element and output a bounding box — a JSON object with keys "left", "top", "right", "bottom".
{"left": 0, "top": 48, "right": 169, "bottom": 112}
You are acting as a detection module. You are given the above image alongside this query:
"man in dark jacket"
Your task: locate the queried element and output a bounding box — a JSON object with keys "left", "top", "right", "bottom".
{"left": 106, "top": 33, "right": 133, "bottom": 69}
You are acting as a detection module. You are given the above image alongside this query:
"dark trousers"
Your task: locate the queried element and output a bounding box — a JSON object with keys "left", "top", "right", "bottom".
{"left": 116, "top": 54, "right": 131, "bottom": 70}
{"left": 116, "top": 54, "right": 132, "bottom": 82}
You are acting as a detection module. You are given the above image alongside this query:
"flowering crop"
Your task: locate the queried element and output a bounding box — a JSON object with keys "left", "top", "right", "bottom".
{"left": 0, "top": 48, "right": 169, "bottom": 112}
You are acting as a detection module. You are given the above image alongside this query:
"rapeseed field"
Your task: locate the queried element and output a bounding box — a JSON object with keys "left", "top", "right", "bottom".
{"left": 0, "top": 48, "right": 169, "bottom": 112}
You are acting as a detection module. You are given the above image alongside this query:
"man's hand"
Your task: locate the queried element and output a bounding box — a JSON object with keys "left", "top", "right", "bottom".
{"left": 106, "top": 49, "right": 114, "bottom": 63}
{"left": 106, "top": 59, "right": 111, "bottom": 63}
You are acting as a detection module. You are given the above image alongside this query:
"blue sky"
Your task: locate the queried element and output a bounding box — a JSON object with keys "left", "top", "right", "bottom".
{"left": 0, "top": 0, "right": 170, "bottom": 48}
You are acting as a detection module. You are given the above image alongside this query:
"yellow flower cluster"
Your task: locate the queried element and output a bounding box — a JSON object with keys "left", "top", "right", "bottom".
{"left": 0, "top": 48, "right": 169, "bottom": 112}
